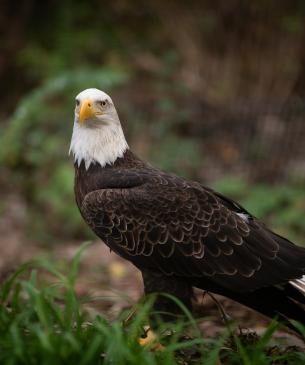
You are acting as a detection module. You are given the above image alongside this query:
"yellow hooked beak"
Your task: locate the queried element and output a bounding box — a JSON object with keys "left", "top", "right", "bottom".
{"left": 79, "top": 99, "right": 98, "bottom": 124}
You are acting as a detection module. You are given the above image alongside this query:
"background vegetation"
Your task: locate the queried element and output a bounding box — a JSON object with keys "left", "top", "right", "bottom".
{"left": 2, "top": 1, "right": 305, "bottom": 244}
{"left": 1, "top": 1, "right": 305, "bottom": 363}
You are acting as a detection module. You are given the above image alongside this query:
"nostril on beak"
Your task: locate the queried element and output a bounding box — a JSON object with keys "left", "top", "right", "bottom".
{"left": 88, "top": 103, "right": 91, "bottom": 107}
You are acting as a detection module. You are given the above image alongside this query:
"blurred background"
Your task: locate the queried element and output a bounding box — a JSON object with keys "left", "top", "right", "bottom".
{"left": 1, "top": 0, "right": 305, "bottom": 321}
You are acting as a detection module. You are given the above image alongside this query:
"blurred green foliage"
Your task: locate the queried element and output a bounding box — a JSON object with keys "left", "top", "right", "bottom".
{"left": 2, "top": 1, "right": 305, "bottom": 244}
{"left": 0, "top": 69, "right": 128, "bottom": 241}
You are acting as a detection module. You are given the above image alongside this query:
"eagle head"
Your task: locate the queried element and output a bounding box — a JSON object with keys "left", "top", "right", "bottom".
{"left": 70, "top": 88, "right": 128, "bottom": 169}
{"left": 75, "top": 88, "right": 119, "bottom": 127}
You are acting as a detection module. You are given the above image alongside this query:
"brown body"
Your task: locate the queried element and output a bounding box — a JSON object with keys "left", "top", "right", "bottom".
{"left": 74, "top": 149, "right": 305, "bottom": 324}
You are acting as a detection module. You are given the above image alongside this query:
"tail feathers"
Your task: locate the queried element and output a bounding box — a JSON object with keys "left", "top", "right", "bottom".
{"left": 228, "top": 284, "right": 305, "bottom": 333}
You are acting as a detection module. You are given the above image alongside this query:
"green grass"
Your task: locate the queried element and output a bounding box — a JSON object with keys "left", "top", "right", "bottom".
{"left": 1, "top": 243, "right": 305, "bottom": 365}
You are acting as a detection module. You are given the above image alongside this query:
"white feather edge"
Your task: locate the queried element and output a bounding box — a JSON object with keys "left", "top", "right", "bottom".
{"left": 290, "top": 275, "right": 305, "bottom": 294}
{"left": 236, "top": 212, "right": 249, "bottom": 222}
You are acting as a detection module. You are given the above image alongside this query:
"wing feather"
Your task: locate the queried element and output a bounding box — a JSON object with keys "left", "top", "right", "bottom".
{"left": 81, "top": 169, "right": 305, "bottom": 292}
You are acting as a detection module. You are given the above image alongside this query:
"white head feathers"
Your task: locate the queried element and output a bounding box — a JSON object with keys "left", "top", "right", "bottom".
{"left": 69, "top": 88, "right": 128, "bottom": 169}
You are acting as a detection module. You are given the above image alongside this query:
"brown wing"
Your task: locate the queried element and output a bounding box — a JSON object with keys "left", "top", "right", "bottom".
{"left": 81, "top": 170, "right": 305, "bottom": 292}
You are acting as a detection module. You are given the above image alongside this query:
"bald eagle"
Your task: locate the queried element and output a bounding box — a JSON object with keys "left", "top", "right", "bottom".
{"left": 70, "top": 88, "right": 305, "bottom": 328}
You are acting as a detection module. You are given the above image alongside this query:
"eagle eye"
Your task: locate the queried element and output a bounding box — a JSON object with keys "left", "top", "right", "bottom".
{"left": 100, "top": 100, "right": 107, "bottom": 107}
{"left": 75, "top": 99, "right": 80, "bottom": 107}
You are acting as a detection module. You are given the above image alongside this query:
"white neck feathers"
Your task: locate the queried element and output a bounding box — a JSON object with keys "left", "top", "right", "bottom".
{"left": 69, "top": 122, "right": 129, "bottom": 169}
